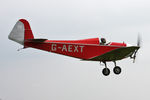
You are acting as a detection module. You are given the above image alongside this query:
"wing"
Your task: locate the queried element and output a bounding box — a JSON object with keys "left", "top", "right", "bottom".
{"left": 88, "top": 46, "right": 139, "bottom": 61}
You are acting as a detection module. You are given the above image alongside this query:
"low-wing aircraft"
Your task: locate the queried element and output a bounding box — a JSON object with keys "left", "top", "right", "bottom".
{"left": 8, "top": 19, "right": 141, "bottom": 76}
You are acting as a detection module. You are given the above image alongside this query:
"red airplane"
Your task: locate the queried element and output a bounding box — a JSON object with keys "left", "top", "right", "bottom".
{"left": 8, "top": 19, "right": 140, "bottom": 76}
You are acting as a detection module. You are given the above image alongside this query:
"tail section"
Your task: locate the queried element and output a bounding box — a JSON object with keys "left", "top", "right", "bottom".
{"left": 8, "top": 19, "right": 34, "bottom": 45}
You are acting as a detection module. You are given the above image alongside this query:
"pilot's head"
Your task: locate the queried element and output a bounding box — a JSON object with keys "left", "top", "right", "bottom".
{"left": 101, "top": 38, "right": 106, "bottom": 44}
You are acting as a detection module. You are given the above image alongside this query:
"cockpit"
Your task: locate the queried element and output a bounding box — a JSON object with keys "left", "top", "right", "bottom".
{"left": 99, "top": 38, "right": 127, "bottom": 47}
{"left": 100, "top": 38, "right": 110, "bottom": 45}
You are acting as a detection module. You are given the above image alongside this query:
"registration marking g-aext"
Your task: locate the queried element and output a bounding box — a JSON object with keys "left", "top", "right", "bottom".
{"left": 51, "top": 44, "right": 84, "bottom": 53}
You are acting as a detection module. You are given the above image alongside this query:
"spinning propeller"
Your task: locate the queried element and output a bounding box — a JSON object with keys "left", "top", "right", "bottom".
{"left": 132, "top": 34, "right": 141, "bottom": 63}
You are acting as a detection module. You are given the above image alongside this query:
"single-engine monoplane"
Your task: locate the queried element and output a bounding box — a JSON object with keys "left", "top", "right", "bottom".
{"left": 8, "top": 19, "right": 141, "bottom": 76}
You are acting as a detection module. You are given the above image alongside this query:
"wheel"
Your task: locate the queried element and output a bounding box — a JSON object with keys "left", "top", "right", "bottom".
{"left": 113, "top": 66, "right": 121, "bottom": 75}
{"left": 102, "top": 68, "right": 110, "bottom": 76}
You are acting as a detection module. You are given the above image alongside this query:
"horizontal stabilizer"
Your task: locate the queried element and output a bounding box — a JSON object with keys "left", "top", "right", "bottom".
{"left": 25, "top": 39, "right": 48, "bottom": 43}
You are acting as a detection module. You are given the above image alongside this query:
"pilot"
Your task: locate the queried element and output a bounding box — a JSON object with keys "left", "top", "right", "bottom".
{"left": 100, "top": 38, "right": 106, "bottom": 45}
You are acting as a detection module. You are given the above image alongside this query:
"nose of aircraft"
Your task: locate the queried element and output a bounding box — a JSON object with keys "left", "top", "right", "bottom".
{"left": 126, "top": 43, "right": 140, "bottom": 50}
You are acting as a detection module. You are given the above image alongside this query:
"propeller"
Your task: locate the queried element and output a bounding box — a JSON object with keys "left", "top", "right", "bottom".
{"left": 132, "top": 34, "right": 141, "bottom": 63}
{"left": 137, "top": 34, "right": 141, "bottom": 47}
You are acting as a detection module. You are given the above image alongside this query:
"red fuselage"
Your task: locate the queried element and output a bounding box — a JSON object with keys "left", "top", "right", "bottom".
{"left": 24, "top": 38, "right": 133, "bottom": 61}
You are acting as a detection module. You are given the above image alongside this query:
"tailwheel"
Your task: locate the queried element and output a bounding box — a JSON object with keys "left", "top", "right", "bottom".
{"left": 102, "top": 68, "right": 110, "bottom": 76}
{"left": 113, "top": 66, "right": 121, "bottom": 75}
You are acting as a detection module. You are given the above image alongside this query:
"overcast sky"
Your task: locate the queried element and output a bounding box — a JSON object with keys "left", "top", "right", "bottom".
{"left": 0, "top": 0, "right": 150, "bottom": 100}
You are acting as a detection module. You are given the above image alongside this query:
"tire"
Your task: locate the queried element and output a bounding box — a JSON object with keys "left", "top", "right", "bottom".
{"left": 102, "top": 68, "right": 110, "bottom": 76}
{"left": 113, "top": 66, "right": 121, "bottom": 75}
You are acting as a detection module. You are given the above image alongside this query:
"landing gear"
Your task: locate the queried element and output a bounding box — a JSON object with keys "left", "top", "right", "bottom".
{"left": 101, "top": 62, "right": 110, "bottom": 76}
{"left": 113, "top": 61, "right": 121, "bottom": 75}
{"left": 100, "top": 61, "right": 122, "bottom": 76}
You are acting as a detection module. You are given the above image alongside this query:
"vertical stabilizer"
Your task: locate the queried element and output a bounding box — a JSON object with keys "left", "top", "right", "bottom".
{"left": 8, "top": 19, "right": 34, "bottom": 45}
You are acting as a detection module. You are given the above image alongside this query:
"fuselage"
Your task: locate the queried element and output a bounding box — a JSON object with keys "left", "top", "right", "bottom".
{"left": 24, "top": 38, "right": 139, "bottom": 61}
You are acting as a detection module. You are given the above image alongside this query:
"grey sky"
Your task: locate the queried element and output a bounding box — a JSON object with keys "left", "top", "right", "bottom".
{"left": 0, "top": 0, "right": 150, "bottom": 100}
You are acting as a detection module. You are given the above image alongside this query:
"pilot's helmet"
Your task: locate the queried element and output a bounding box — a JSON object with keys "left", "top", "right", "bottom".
{"left": 101, "top": 38, "right": 106, "bottom": 44}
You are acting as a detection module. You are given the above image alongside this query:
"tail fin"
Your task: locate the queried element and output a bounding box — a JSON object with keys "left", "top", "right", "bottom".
{"left": 8, "top": 19, "right": 34, "bottom": 45}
